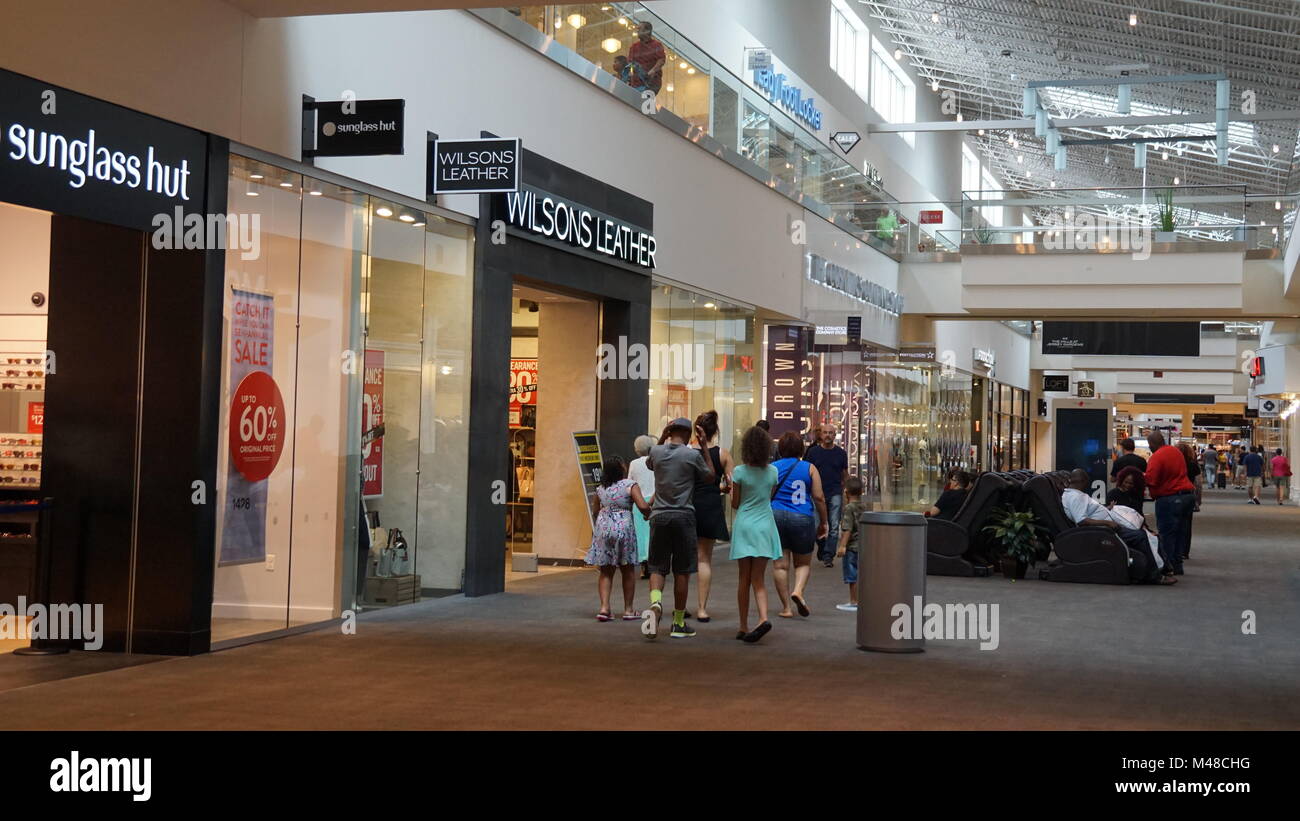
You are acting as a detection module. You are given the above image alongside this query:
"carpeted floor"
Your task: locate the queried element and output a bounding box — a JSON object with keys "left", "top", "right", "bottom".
{"left": 1, "top": 489, "right": 1296, "bottom": 730}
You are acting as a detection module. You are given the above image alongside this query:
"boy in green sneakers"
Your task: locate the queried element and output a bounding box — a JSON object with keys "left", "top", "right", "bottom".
{"left": 834, "top": 476, "right": 865, "bottom": 612}
{"left": 641, "top": 417, "right": 715, "bottom": 639}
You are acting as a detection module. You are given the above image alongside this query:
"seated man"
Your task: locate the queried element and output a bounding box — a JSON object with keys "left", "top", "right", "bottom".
{"left": 1060, "top": 469, "right": 1172, "bottom": 585}
{"left": 926, "top": 470, "right": 972, "bottom": 520}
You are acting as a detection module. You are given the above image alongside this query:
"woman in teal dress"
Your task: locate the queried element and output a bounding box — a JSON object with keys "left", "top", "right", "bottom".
{"left": 728, "top": 425, "right": 783, "bottom": 643}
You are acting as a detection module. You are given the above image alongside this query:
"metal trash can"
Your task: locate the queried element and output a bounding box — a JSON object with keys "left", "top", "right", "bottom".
{"left": 857, "top": 511, "right": 927, "bottom": 653}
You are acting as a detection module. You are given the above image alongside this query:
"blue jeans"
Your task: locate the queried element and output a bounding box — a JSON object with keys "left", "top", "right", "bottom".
{"left": 817, "top": 493, "right": 843, "bottom": 562}
{"left": 1203, "top": 465, "right": 1216, "bottom": 485}
{"left": 841, "top": 548, "right": 859, "bottom": 585}
{"left": 1154, "top": 492, "right": 1194, "bottom": 573}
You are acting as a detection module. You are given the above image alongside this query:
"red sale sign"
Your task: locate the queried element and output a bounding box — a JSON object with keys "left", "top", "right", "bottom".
{"left": 919, "top": 209, "right": 944, "bottom": 225}
{"left": 509, "top": 358, "right": 537, "bottom": 428}
{"left": 27, "top": 401, "right": 44, "bottom": 434}
{"left": 228, "top": 370, "right": 286, "bottom": 482}
{"left": 363, "top": 349, "right": 384, "bottom": 498}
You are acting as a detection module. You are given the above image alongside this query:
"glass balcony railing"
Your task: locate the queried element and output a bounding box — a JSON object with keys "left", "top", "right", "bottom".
{"left": 953, "top": 184, "right": 1291, "bottom": 251}
{"left": 473, "top": 3, "right": 910, "bottom": 258}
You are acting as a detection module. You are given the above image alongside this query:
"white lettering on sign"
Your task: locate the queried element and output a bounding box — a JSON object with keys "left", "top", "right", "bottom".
{"left": 5, "top": 123, "right": 190, "bottom": 199}
{"left": 805, "top": 254, "right": 903, "bottom": 314}
{"left": 502, "top": 188, "right": 655, "bottom": 269}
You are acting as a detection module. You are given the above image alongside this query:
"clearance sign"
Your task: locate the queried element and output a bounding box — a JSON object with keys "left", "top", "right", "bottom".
{"left": 572, "top": 431, "right": 604, "bottom": 533}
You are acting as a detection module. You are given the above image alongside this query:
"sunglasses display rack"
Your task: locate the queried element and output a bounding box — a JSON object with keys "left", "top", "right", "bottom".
{"left": 0, "top": 354, "right": 46, "bottom": 393}
{"left": 0, "top": 433, "right": 42, "bottom": 488}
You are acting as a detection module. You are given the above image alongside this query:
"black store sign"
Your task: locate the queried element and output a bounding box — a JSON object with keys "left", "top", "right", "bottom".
{"left": 0, "top": 68, "right": 209, "bottom": 232}
{"left": 1042, "top": 374, "right": 1071, "bottom": 392}
{"left": 307, "top": 98, "right": 404, "bottom": 157}
{"left": 492, "top": 184, "right": 657, "bottom": 270}
{"left": 1041, "top": 321, "right": 1200, "bottom": 357}
{"left": 430, "top": 137, "right": 519, "bottom": 194}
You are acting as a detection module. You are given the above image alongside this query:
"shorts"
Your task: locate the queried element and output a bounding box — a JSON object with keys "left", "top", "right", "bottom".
{"left": 1274, "top": 477, "right": 1290, "bottom": 494}
{"left": 841, "top": 548, "right": 859, "bottom": 585}
{"left": 647, "top": 511, "right": 697, "bottom": 576}
{"left": 1247, "top": 475, "right": 1262, "bottom": 490}
{"left": 773, "top": 508, "right": 816, "bottom": 555}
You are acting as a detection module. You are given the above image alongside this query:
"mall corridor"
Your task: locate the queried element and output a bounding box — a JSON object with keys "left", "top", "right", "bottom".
{"left": 1, "top": 490, "right": 1295, "bottom": 731}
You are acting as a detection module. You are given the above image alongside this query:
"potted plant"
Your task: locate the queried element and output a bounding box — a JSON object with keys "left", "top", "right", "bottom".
{"left": 971, "top": 225, "right": 995, "bottom": 245}
{"left": 1154, "top": 188, "right": 1177, "bottom": 242}
{"left": 981, "top": 506, "right": 1048, "bottom": 580}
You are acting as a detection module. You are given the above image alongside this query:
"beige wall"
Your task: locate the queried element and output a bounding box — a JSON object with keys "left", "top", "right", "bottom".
{"left": 0, "top": 0, "right": 247, "bottom": 140}
{"left": 532, "top": 301, "right": 598, "bottom": 561}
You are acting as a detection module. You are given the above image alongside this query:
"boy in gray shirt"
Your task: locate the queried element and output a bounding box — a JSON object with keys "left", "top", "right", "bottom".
{"left": 641, "top": 418, "right": 714, "bottom": 639}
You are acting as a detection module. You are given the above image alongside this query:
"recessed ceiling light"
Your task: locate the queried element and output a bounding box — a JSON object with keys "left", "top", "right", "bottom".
{"left": 375, "top": 206, "right": 393, "bottom": 217}
{"left": 894, "top": 48, "right": 903, "bottom": 60}
{"left": 308, "top": 189, "right": 322, "bottom": 196}
{"left": 666, "top": 83, "right": 674, "bottom": 92}
{"left": 399, "top": 213, "right": 415, "bottom": 222}
{"left": 679, "top": 61, "right": 688, "bottom": 69}
{"left": 249, "top": 173, "right": 264, "bottom": 180}
{"left": 1129, "top": 13, "right": 1138, "bottom": 26}
{"left": 602, "top": 37, "right": 621, "bottom": 53}
{"left": 279, "top": 181, "right": 293, "bottom": 188}
{"left": 687, "top": 67, "right": 696, "bottom": 74}
{"left": 977, "top": 128, "right": 985, "bottom": 135}
{"left": 1275, "top": 200, "right": 1282, "bottom": 210}
{"left": 1173, "top": 176, "right": 1180, "bottom": 185}
{"left": 1273, "top": 143, "right": 1280, "bottom": 153}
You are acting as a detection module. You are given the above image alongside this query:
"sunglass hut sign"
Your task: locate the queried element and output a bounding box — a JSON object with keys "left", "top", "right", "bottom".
{"left": 754, "top": 68, "right": 823, "bottom": 131}
{"left": 0, "top": 69, "right": 207, "bottom": 231}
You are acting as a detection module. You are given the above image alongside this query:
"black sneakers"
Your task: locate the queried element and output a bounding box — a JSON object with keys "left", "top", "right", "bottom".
{"left": 669, "top": 621, "right": 696, "bottom": 638}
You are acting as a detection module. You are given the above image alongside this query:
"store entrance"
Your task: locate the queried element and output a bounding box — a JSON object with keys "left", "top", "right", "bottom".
{"left": 507, "top": 281, "right": 600, "bottom": 584}
{"left": 0, "top": 202, "right": 49, "bottom": 651}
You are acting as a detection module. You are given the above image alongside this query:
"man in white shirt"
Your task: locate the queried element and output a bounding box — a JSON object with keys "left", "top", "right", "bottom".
{"left": 1060, "top": 470, "right": 1169, "bottom": 584}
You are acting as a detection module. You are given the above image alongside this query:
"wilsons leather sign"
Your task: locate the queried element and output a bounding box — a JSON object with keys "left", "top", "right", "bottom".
{"left": 499, "top": 186, "right": 657, "bottom": 269}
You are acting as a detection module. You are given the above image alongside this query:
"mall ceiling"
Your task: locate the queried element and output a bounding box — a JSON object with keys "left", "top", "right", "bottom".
{"left": 861, "top": 0, "right": 1300, "bottom": 197}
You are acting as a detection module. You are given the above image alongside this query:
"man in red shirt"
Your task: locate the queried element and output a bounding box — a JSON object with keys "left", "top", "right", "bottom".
{"left": 628, "top": 21, "right": 666, "bottom": 95}
{"left": 1144, "top": 430, "right": 1194, "bottom": 576}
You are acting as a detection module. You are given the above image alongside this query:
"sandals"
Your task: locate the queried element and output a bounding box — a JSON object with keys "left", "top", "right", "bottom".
{"left": 791, "top": 594, "right": 810, "bottom": 618}
{"left": 621, "top": 612, "right": 640, "bottom": 621}
{"left": 596, "top": 611, "right": 613, "bottom": 621}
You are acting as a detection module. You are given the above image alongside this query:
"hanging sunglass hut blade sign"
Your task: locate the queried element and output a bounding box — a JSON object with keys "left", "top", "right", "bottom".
{"left": 305, "top": 98, "right": 404, "bottom": 157}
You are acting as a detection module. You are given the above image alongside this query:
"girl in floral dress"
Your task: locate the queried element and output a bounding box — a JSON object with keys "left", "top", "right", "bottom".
{"left": 585, "top": 456, "right": 649, "bottom": 621}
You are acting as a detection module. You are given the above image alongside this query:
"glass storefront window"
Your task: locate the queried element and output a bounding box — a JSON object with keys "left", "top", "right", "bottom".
{"left": 648, "top": 282, "right": 756, "bottom": 471}
{"left": 213, "top": 156, "right": 473, "bottom": 646}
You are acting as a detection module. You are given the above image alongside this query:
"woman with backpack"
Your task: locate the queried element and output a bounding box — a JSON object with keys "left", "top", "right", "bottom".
{"left": 769, "top": 431, "right": 828, "bottom": 619}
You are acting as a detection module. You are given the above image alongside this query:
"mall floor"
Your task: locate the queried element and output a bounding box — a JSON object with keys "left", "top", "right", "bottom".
{"left": 1, "top": 489, "right": 1297, "bottom": 730}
